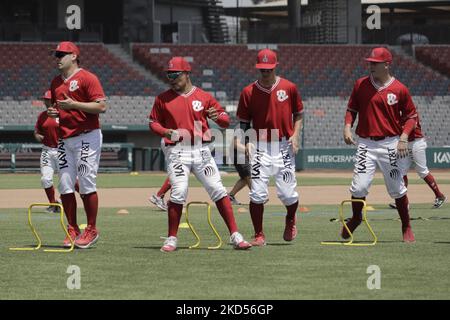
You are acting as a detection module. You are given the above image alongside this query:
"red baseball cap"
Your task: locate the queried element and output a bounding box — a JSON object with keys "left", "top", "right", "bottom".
{"left": 52, "top": 41, "right": 80, "bottom": 56}
{"left": 365, "top": 47, "right": 392, "bottom": 63}
{"left": 166, "top": 57, "right": 191, "bottom": 72}
{"left": 255, "top": 49, "right": 278, "bottom": 69}
{"left": 42, "top": 90, "right": 52, "bottom": 100}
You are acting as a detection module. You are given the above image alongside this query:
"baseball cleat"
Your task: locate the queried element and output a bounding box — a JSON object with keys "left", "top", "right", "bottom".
{"left": 402, "top": 226, "right": 415, "bottom": 243}
{"left": 160, "top": 236, "right": 177, "bottom": 252}
{"left": 341, "top": 217, "right": 362, "bottom": 239}
{"left": 388, "top": 203, "right": 397, "bottom": 209}
{"left": 74, "top": 225, "right": 99, "bottom": 249}
{"left": 250, "top": 233, "right": 266, "bottom": 246}
{"left": 228, "top": 194, "right": 242, "bottom": 205}
{"left": 283, "top": 218, "right": 297, "bottom": 242}
{"left": 150, "top": 194, "right": 168, "bottom": 211}
{"left": 230, "top": 232, "right": 252, "bottom": 250}
{"left": 63, "top": 225, "right": 81, "bottom": 247}
{"left": 433, "top": 196, "right": 447, "bottom": 209}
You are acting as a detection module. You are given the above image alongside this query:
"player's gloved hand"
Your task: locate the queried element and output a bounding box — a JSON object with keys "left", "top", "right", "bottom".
{"left": 47, "top": 106, "right": 59, "bottom": 118}
{"left": 397, "top": 140, "right": 409, "bottom": 158}
{"left": 206, "top": 107, "right": 218, "bottom": 121}
{"left": 289, "top": 135, "right": 300, "bottom": 154}
{"left": 343, "top": 126, "right": 356, "bottom": 145}
{"left": 57, "top": 93, "right": 76, "bottom": 110}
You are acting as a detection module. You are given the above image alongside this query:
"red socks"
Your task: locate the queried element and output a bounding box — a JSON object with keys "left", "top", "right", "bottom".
{"left": 249, "top": 202, "right": 264, "bottom": 235}
{"left": 423, "top": 174, "right": 444, "bottom": 198}
{"left": 351, "top": 196, "right": 365, "bottom": 222}
{"left": 395, "top": 194, "right": 411, "bottom": 228}
{"left": 44, "top": 186, "right": 56, "bottom": 203}
{"left": 81, "top": 192, "right": 99, "bottom": 227}
{"left": 403, "top": 175, "right": 408, "bottom": 188}
{"left": 215, "top": 196, "right": 238, "bottom": 234}
{"left": 61, "top": 193, "right": 77, "bottom": 227}
{"left": 168, "top": 201, "right": 183, "bottom": 237}
{"left": 286, "top": 201, "right": 298, "bottom": 222}
{"left": 157, "top": 178, "right": 172, "bottom": 198}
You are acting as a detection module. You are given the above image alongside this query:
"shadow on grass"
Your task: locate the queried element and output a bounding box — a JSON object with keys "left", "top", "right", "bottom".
{"left": 133, "top": 246, "right": 225, "bottom": 251}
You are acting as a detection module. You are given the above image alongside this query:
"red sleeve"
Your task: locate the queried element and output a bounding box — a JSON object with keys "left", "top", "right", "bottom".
{"left": 207, "top": 96, "right": 229, "bottom": 128}
{"left": 35, "top": 113, "right": 44, "bottom": 133}
{"left": 291, "top": 84, "right": 304, "bottom": 115}
{"left": 347, "top": 81, "right": 360, "bottom": 113}
{"left": 236, "top": 88, "right": 250, "bottom": 122}
{"left": 400, "top": 87, "right": 418, "bottom": 122}
{"left": 84, "top": 73, "right": 106, "bottom": 102}
{"left": 149, "top": 97, "right": 168, "bottom": 136}
{"left": 345, "top": 110, "right": 357, "bottom": 126}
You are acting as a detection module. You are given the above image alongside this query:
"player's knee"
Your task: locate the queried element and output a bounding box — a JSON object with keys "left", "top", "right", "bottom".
{"left": 417, "top": 169, "right": 429, "bottom": 179}
{"left": 249, "top": 191, "right": 268, "bottom": 204}
{"left": 208, "top": 187, "right": 227, "bottom": 202}
{"left": 170, "top": 186, "right": 188, "bottom": 204}
{"left": 350, "top": 185, "right": 369, "bottom": 198}
{"left": 41, "top": 177, "right": 53, "bottom": 189}
{"left": 278, "top": 191, "right": 298, "bottom": 206}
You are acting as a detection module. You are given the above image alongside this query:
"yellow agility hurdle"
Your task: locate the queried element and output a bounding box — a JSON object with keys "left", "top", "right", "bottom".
{"left": 321, "top": 199, "right": 377, "bottom": 246}
{"left": 185, "top": 201, "right": 223, "bottom": 250}
{"left": 9, "top": 203, "right": 74, "bottom": 253}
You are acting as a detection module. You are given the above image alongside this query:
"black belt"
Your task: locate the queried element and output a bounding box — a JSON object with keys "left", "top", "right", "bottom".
{"left": 368, "top": 136, "right": 386, "bottom": 141}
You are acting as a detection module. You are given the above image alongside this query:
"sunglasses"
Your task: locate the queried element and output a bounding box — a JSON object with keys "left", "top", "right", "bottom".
{"left": 54, "top": 51, "right": 71, "bottom": 59}
{"left": 166, "top": 71, "right": 183, "bottom": 80}
{"left": 259, "top": 69, "right": 274, "bottom": 73}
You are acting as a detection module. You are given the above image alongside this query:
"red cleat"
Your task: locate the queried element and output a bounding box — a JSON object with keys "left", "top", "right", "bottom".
{"left": 63, "top": 225, "right": 80, "bottom": 247}
{"left": 283, "top": 218, "right": 297, "bottom": 241}
{"left": 250, "top": 233, "right": 266, "bottom": 246}
{"left": 75, "top": 225, "right": 99, "bottom": 249}
{"left": 402, "top": 226, "right": 415, "bottom": 243}
{"left": 341, "top": 217, "right": 362, "bottom": 239}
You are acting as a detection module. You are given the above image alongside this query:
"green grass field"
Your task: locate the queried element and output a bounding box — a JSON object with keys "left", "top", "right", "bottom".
{"left": 2, "top": 203, "right": 450, "bottom": 299}
{"left": 0, "top": 173, "right": 448, "bottom": 189}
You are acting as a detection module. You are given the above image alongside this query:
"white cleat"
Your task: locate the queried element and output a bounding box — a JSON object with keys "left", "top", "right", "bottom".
{"left": 150, "top": 194, "right": 168, "bottom": 211}
{"left": 230, "top": 232, "right": 252, "bottom": 250}
{"left": 160, "top": 236, "right": 177, "bottom": 252}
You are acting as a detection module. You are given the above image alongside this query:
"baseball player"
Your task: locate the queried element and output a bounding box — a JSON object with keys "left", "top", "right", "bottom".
{"left": 47, "top": 41, "right": 107, "bottom": 249}
{"left": 389, "top": 115, "right": 446, "bottom": 209}
{"left": 149, "top": 56, "right": 251, "bottom": 252}
{"left": 34, "top": 90, "right": 61, "bottom": 213}
{"left": 149, "top": 177, "right": 171, "bottom": 211}
{"left": 236, "top": 49, "right": 304, "bottom": 246}
{"left": 228, "top": 136, "right": 251, "bottom": 205}
{"left": 343, "top": 47, "right": 417, "bottom": 243}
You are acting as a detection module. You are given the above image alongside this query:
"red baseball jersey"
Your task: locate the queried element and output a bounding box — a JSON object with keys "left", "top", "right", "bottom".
{"left": 149, "top": 86, "right": 227, "bottom": 145}
{"left": 347, "top": 76, "right": 417, "bottom": 138}
{"left": 35, "top": 111, "right": 59, "bottom": 148}
{"left": 236, "top": 77, "right": 304, "bottom": 140}
{"left": 50, "top": 68, "right": 106, "bottom": 139}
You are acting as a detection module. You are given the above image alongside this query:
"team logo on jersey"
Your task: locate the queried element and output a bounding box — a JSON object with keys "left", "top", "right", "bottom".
{"left": 389, "top": 168, "right": 401, "bottom": 180}
{"left": 192, "top": 100, "right": 204, "bottom": 112}
{"left": 387, "top": 93, "right": 398, "bottom": 106}
{"left": 69, "top": 80, "right": 79, "bottom": 92}
{"left": 282, "top": 171, "right": 294, "bottom": 184}
{"left": 204, "top": 166, "right": 216, "bottom": 177}
{"left": 77, "top": 163, "right": 89, "bottom": 177}
{"left": 276, "top": 90, "right": 288, "bottom": 102}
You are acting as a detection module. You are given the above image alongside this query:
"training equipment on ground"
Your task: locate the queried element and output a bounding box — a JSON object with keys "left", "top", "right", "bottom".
{"left": 185, "top": 201, "right": 223, "bottom": 250}
{"left": 321, "top": 199, "right": 377, "bottom": 246}
{"left": 9, "top": 203, "right": 74, "bottom": 253}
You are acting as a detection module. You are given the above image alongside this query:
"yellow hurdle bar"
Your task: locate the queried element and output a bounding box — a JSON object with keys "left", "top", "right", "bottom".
{"left": 185, "top": 201, "right": 223, "bottom": 250}
{"left": 321, "top": 199, "right": 377, "bottom": 246}
{"left": 9, "top": 203, "right": 74, "bottom": 253}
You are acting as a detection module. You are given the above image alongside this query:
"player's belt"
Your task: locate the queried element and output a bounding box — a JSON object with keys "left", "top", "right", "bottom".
{"left": 368, "top": 136, "right": 386, "bottom": 141}
{"left": 69, "top": 130, "right": 93, "bottom": 138}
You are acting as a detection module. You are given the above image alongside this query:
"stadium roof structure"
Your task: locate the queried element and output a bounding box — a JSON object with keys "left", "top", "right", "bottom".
{"left": 223, "top": 0, "right": 450, "bottom": 17}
